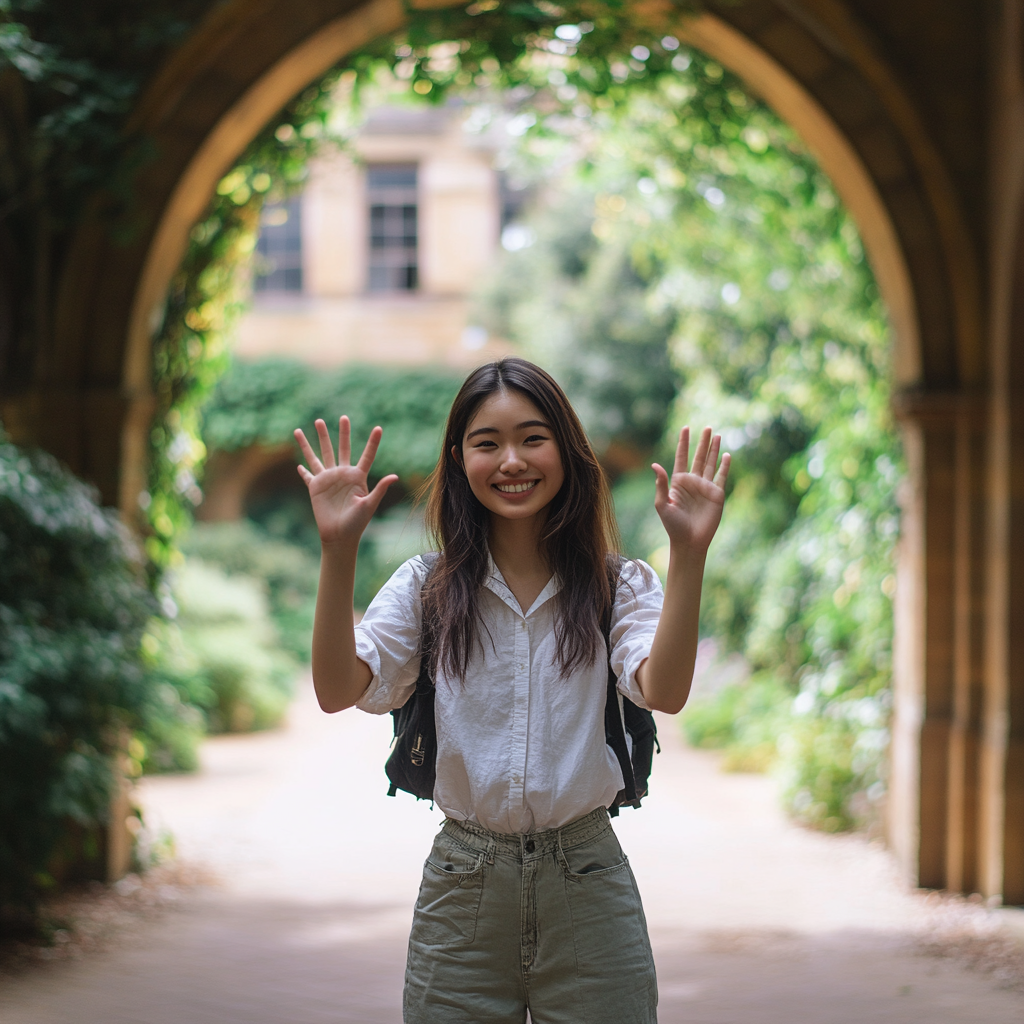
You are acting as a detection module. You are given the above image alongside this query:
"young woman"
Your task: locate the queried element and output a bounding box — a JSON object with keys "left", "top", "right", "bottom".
{"left": 294, "top": 358, "right": 729, "bottom": 1024}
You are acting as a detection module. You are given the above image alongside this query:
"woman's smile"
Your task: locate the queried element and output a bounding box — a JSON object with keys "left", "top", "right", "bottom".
{"left": 494, "top": 480, "right": 538, "bottom": 494}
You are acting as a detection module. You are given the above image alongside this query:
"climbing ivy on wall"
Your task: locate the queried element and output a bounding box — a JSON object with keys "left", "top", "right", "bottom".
{"left": 352, "top": 0, "right": 702, "bottom": 99}
{"left": 143, "top": 78, "right": 349, "bottom": 575}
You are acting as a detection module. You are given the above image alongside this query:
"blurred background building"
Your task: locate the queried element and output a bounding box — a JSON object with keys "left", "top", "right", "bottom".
{"left": 236, "top": 102, "right": 508, "bottom": 369}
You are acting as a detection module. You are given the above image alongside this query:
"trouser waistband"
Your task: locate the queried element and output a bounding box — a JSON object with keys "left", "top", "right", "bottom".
{"left": 441, "top": 806, "right": 611, "bottom": 858}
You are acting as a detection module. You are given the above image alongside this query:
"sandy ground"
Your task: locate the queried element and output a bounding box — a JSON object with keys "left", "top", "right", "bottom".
{"left": 1, "top": 673, "right": 1022, "bottom": 1023}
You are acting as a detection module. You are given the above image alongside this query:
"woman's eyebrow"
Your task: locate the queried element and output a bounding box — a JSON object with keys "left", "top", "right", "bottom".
{"left": 465, "top": 419, "right": 551, "bottom": 441}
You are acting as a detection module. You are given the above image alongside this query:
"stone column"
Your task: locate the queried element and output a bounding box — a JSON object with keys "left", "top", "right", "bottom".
{"left": 978, "top": 0, "right": 1024, "bottom": 907}
{"left": 891, "top": 396, "right": 957, "bottom": 890}
{"left": 892, "top": 392, "right": 990, "bottom": 895}
{"left": 946, "top": 398, "right": 988, "bottom": 895}
{"left": 981, "top": 216, "right": 1024, "bottom": 906}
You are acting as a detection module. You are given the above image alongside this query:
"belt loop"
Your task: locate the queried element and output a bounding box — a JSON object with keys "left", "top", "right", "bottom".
{"left": 487, "top": 839, "right": 495, "bottom": 865}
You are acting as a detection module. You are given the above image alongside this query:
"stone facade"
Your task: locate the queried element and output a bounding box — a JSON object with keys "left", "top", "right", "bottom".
{"left": 235, "top": 103, "right": 508, "bottom": 369}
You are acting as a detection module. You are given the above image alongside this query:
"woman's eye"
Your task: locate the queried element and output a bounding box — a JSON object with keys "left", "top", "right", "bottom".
{"left": 524, "top": 435, "right": 548, "bottom": 444}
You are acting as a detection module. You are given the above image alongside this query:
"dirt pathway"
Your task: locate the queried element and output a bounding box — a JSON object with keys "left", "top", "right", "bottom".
{"left": 1, "top": 675, "right": 1021, "bottom": 1023}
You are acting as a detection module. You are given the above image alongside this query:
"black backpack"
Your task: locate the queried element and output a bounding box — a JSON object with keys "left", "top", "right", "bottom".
{"left": 384, "top": 555, "right": 659, "bottom": 815}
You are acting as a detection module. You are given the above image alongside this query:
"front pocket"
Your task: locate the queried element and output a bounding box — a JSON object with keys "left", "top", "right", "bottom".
{"left": 410, "top": 833, "right": 486, "bottom": 948}
{"left": 558, "top": 828, "right": 628, "bottom": 879}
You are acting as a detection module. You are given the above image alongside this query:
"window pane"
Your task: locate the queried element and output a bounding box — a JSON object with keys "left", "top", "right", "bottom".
{"left": 254, "top": 196, "right": 303, "bottom": 293}
{"left": 367, "top": 164, "right": 417, "bottom": 292}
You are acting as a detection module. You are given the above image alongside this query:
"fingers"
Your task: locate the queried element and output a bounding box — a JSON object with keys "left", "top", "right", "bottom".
{"left": 666, "top": 425, "right": 729, "bottom": 487}
{"left": 356, "top": 425, "right": 384, "bottom": 475}
{"left": 338, "top": 415, "right": 351, "bottom": 467}
{"left": 364, "top": 473, "right": 399, "bottom": 516}
{"left": 294, "top": 428, "right": 325, "bottom": 475}
{"left": 672, "top": 427, "right": 690, "bottom": 478}
{"left": 703, "top": 433, "right": 722, "bottom": 480}
{"left": 315, "top": 418, "right": 337, "bottom": 469}
{"left": 652, "top": 463, "right": 669, "bottom": 509}
{"left": 690, "top": 426, "right": 713, "bottom": 476}
{"left": 713, "top": 451, "right": 732, "bottom": 489}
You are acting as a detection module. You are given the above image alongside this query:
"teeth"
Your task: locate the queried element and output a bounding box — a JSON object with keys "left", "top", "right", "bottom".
{"left": 496, "top": 481, "right": 537, "bottom": 493}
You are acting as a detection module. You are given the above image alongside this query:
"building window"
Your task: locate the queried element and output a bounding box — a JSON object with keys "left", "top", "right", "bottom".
{"left": 255, "top": 196, "right": 302, "bottom": 293}
{"left": 367, "top": 164, "right": 417, "bottom": 292}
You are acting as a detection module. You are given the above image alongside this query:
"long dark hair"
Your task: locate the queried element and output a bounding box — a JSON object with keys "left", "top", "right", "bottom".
{"left": 421, "top": 358, "right": 621, "bottom": 681}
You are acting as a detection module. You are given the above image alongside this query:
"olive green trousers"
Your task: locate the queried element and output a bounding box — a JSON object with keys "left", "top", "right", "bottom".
{"left": 403, "top": 806, "right": 658, "bottom": 1024}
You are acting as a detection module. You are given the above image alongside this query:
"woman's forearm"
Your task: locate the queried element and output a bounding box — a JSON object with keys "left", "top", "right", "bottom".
{"left": 637, "top": 545, "right": 707, "bottom": 714}
{"left": 311, "top": 541, "right": 373, "bottom": 713}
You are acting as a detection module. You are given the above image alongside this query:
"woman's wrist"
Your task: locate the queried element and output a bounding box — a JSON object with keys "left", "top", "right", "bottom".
{"left": 320, "top": 534, "right": 361, "bottom": 561}
{"left": 666, "top": 538, "right": 709, "bottom": 573}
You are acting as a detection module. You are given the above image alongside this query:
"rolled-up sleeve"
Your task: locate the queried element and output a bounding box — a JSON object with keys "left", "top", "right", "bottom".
{"left": 608, "top": 559, "right": 663, "bottom": 710}
{"left": 353, "top": 555, "right": 428, "bottom": 714}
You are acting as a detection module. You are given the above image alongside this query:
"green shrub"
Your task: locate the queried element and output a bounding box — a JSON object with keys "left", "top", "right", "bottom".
{"left": 240, "top": 485, "right": 429, "bottom": 612}
{"left": 203, "top": 360, "right": 464, "bottom": 485}
{"left": 681, "top": 673, "right": 793, "bottom": 773}
{"left": 680, "top": 665, "right": 887, "bottom": 831}
{"left": 163, "top": 559, "right": 296, "bottom": 736}
{"left": 0, "top": 437, "right": 155, "bottom": 914}
{"left": 132, "top": 675, "right": 204, "bottom": 775}
{"left": 681, "top": 684, "right": 745, "bottom": 751}
{"left": 181, "top": 520, "right": 319, "bottom": 662}
{"left": 779, "top": 715, "right": 860, "bottom": 832}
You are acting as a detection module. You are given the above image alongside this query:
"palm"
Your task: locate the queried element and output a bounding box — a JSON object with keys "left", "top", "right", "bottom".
{"left": 294, "top": 417, "right": 397, "bottom": 547}
{"left": 653, "top": 427, "right": 731, "bottom": 551}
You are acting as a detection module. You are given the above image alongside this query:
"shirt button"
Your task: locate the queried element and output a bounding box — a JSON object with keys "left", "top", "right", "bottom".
{"left": 512, "top": 774, "right": 521, "bottom": 784}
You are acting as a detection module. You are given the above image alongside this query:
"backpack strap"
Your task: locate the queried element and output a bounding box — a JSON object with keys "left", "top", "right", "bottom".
{"left": 601, "top": 557, "right": 640, "bottom": 812}
{"left": 385, "top": 552, "right": 440, "bottom": 801}
{"left": 417, "top": 551, "right": 440, "bottom": 677}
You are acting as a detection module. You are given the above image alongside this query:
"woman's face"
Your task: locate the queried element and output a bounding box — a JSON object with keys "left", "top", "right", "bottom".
{"left": 458, "top": 389, "right": 565, "bottom": 524}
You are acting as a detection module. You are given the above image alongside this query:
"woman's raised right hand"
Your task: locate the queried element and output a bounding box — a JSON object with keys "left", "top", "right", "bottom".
{"left": 294, "top": 416, "right": 398, "bottom": 549}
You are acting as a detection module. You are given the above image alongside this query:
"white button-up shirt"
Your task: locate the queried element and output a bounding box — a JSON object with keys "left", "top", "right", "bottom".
{"left": 354, "top": 553, "right": 663, "bottom": 833}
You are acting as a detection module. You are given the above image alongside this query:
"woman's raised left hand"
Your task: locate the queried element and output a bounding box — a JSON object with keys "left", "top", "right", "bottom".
{"left": 652, "top": 426, "right": 731, "bottom": 553}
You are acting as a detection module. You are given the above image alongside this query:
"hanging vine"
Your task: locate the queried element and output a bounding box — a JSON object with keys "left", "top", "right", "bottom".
{"left": 142, "top": 74, "right": 352, "bottom": 575}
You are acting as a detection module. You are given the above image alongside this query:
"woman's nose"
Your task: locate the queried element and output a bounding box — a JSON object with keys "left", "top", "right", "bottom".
{"left": 500, "top": 445, "right": 527, "bottom": 472}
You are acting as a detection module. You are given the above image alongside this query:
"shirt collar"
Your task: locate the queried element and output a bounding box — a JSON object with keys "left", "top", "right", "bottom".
{"left": 484, "top": 550, "right": 561, "bottom": 618}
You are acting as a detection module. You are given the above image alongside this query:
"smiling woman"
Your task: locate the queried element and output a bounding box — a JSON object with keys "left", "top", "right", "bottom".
{"left": 458, "top": 391, "right": 566, "bottom": 539}
{"left": 422, "top": 358, "right": 620, "bottom": 682}
{"left": 292, "top": 354, "right": 730, "bottom": 1021}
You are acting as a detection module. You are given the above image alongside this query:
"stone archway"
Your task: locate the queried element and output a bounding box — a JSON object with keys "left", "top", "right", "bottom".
{"left": 10, "top": 0, "right": 1019, "bottom": 901}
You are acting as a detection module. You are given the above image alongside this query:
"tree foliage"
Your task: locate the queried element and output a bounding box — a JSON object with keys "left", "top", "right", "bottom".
{"left": 352, "top": 0, "right": 701, "bottom": 102}
{"left": 475, "top": 192, "right": 678, "bottom": 469}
